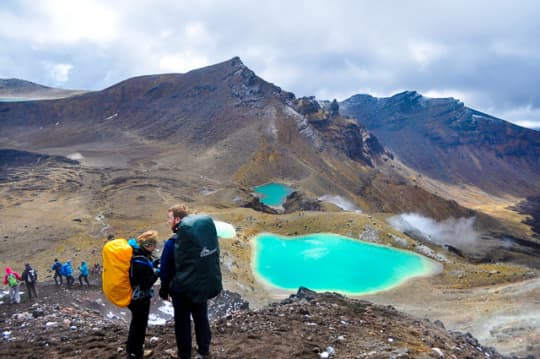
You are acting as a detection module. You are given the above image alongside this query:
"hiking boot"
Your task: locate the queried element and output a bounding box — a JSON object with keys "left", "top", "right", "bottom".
{"left": 143, "top": 349, "right": 153, "bottom": 357}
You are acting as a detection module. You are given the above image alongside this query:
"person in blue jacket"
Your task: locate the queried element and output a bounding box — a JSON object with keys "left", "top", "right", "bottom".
{"left": 160, "top": 204, "right": 220, "bottom": 359}
{"left": 62, "top": 260, "right": 74, "bottom": 288}
{"left": 51, "top": 258, "right": 63, "bottom": 285}
{"left": 78, "top": 261, "right": 90, "bottom": 286}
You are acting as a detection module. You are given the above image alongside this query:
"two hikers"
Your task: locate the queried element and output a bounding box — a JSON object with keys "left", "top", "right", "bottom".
{"left": 3, "top": 266, "right": 22, "bottom": 303}
{"left": 101, "top": 204, "right": 222, "bottom": 358}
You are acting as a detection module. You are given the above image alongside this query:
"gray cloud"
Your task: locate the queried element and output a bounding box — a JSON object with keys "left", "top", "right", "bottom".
{"left": 1, "top": 0, "right": 539, "bottom": 128}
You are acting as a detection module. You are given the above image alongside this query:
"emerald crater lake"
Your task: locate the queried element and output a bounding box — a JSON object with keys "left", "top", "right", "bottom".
{"left": 253, "top": 233, "right": 441, "bottom": 295}
{"left": 253, "top": 182, "right": 294, "bottom": 206}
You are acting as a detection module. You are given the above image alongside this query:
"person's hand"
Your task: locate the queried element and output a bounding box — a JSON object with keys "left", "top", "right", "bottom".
{"left": 159, "top": 286, "right": 169, "bottom": 301}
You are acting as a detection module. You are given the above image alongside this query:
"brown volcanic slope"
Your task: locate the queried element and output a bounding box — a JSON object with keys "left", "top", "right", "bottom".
{"left": 340, "top": 91, "right": 540, "bottom": 198}
{"left": 0, "top": 57, "right": 480, "bottom": 219}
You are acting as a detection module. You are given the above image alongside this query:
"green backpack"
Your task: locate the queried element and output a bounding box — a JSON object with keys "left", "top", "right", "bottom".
{"left": 172, "top": 214, "right": 223, "bottom": 303}
{"left": 7, "top": 273, "right": 17, "bottom": 287}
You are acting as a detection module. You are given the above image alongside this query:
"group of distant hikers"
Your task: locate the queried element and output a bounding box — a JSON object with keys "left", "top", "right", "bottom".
{"left": 3, "top": 259, "right": 97, "bottom": 304}
{"left": 50, "top": 258, "right": 96, "bottom": 287}
{"left": 101, "top": 203, "right": 222, "bottom": 359}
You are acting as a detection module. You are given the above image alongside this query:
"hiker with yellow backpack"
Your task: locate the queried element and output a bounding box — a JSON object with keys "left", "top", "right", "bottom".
{"left": 102, "top": 230, "right": 160, "bottom": 359}
{"left": 3, "top": 266, "right": 22, "bottom": 304}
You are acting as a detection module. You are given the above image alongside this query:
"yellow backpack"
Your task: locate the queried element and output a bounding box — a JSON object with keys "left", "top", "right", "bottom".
{"left": 102, "top": 238, "right": 133, "bottom": 307}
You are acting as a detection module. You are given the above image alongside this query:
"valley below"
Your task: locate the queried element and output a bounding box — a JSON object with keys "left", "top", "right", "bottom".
{"left": 1, "top": 155, "right": 539, "bottom": 357}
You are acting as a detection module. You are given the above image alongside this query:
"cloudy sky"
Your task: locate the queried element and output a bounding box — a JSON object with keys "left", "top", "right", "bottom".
{"left": 1, "top": 0, "right": 539, "bottom": 128}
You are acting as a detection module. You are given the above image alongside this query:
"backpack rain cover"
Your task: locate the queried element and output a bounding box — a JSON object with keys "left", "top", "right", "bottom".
{"left": 102, "top": 238, "right": 133, "bottom": 307}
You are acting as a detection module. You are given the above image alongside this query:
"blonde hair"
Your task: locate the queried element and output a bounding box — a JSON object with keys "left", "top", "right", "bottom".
{"left": 137, "top": 230, "right": 158, "bottom": 248}
{"left": 169, "top": 204, "right": 189, "bottom": 220}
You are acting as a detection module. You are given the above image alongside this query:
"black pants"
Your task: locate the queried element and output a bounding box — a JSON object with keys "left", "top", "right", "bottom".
{"left": 54, "top": 271, "right": 63, "bottom": 285}
{"left": 25, "top": 282, "right": 38, "bottom": 299}
{"left": 66, "top": 275, "right": 74, "bottom": 287}
{"left": 79, "top": 274, "right": 90, "bottom": 286}
{"left": 127, "top": 297, "right": 151, "bottom": 358}
{"left": 171, "top": 293, "right": 211, "bottom": 359}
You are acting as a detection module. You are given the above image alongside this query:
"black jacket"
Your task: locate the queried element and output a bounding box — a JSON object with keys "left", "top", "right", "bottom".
{"left": 21, "top": 266, "right": 37, "bottom": 284}
{"left": 129, "top": 247, "right": 158, "bottom": 300}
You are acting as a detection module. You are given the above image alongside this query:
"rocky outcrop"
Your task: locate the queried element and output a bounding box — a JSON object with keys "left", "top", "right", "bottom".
{"left": 512, "top": 196, "right": 540, "bottom": 240}
{"left": 294, "top": 96, "right": 387, "bottom": 165}
{"left": 0, "top": 284, "right": 512, "bottom": 359}
{"left": 240, "top": 195, "right": 279, "bottom": 214}
{"left": 282, "top": 191, "right": 322, "bottom": 213}
{"left": 340, "top": 91, "right": 540, "bottom": 196}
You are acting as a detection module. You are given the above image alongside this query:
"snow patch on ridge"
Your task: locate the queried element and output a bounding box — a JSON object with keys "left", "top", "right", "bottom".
{"left": 67, "top": 152, "right": 84, "bottom": 160}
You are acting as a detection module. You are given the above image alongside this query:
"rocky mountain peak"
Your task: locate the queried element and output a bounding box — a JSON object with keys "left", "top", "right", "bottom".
{"left": 296, "top": 96, "right": 321, "bottom": 115}
{"left": 390, "top": 90, "right": 421, "bottom": 101}
{"left": 228, "top": 55, "right": 245, "bottom": 68}
{"left": 340, "top": 91, "right": 540, "bottom": 196}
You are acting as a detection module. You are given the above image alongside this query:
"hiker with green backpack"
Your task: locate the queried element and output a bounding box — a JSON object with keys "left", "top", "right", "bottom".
{"left": 160, "top": 204, "right": 223, "bottom": 359}
{"left": 3, "top": 266, "right": 22, "bottom": 304}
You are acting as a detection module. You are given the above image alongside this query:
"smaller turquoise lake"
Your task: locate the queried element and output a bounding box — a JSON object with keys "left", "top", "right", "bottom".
{"left": 253, "top": 182, "right": 294, "bottom": 206}
{"left": 253, "top": 233, "right": 440, "bottom": 295}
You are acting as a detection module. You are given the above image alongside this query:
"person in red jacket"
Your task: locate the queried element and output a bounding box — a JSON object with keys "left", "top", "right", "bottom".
{"left": 3, "top": 266, "right": 22, "bottom": 304}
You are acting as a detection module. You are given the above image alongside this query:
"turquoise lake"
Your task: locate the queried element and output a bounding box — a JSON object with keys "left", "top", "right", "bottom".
{"left": 253, "top": 182, "right": 294, "bottom": 206}
{"left": 253, "top": 233, "right": 440, "bottom": 295}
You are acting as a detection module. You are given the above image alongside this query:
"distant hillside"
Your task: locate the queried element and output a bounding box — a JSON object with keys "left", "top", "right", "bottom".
{"left": 340, "top": 91, "right": 540, "bottom": 197}
{"left": 0, "top": 78, "right": 50, "bottom": 91}
{"left": 0, "top": 148, "right": 78, "bottom": 168}
{"left": 0, "top": 78, "right": 87, "bottom": 100}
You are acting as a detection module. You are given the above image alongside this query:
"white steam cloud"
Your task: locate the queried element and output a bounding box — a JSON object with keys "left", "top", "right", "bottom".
{"left": 318, "top": 194, "right": 361, "bottom": 212}
{"left": 387, "top": 213, "right": 479, "bottom": 250}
